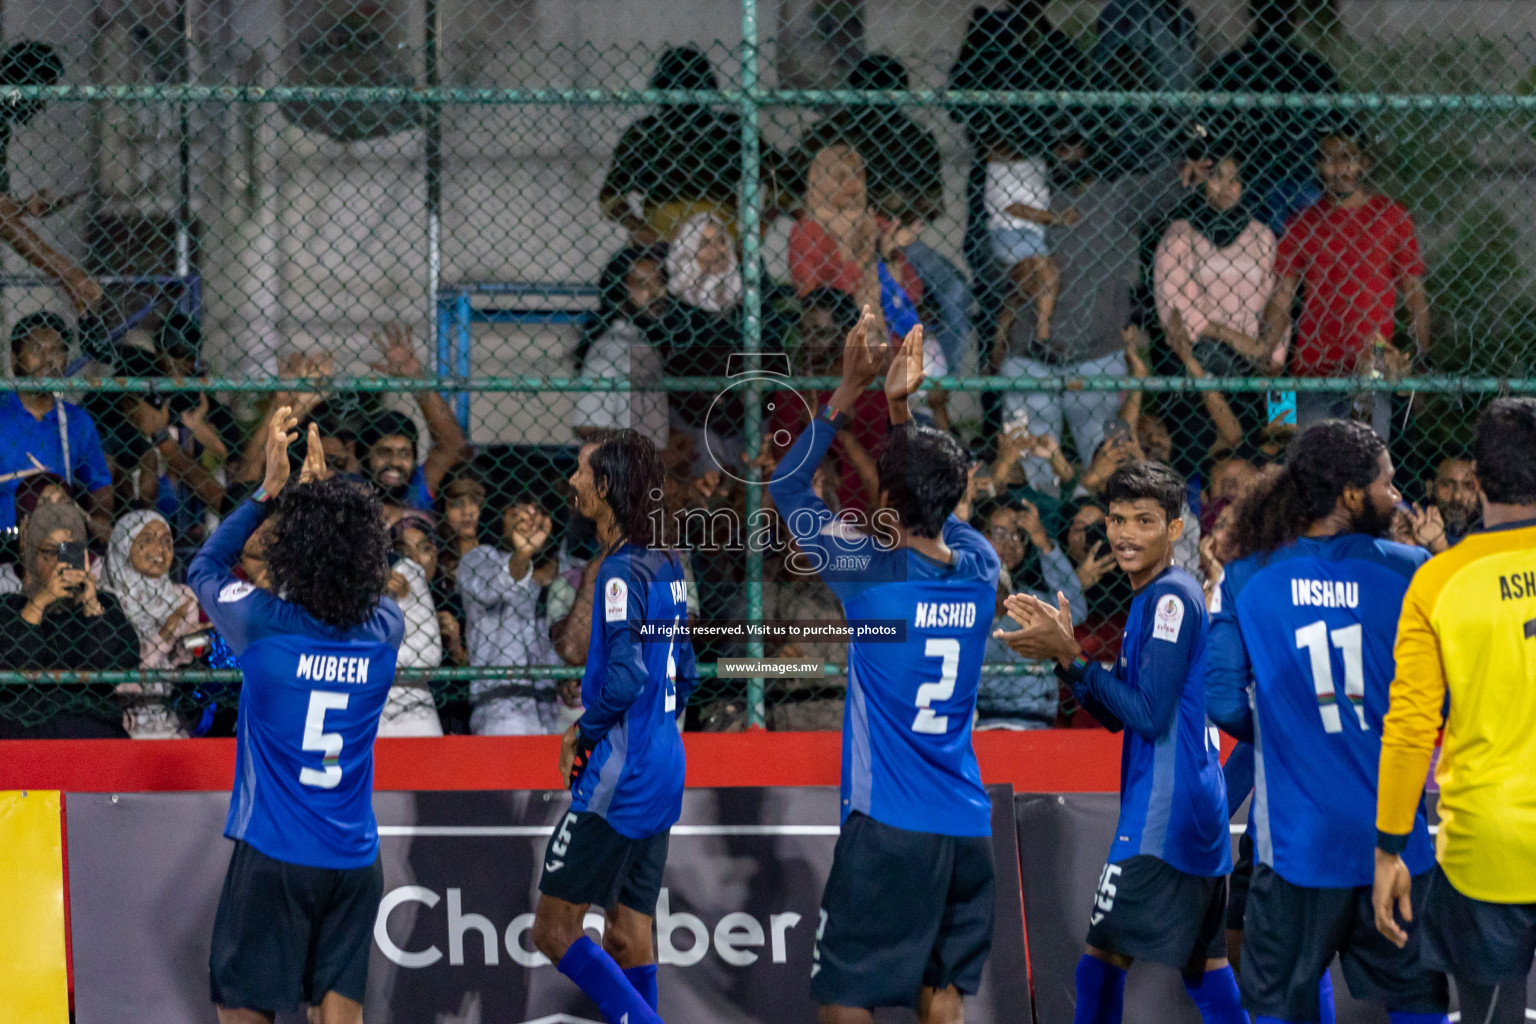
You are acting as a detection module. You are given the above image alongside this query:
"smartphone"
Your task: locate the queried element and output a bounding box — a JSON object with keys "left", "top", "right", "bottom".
{"left": 57, "top": 541, "right": 87, "bottom": 571}
{"left": 1266, "top": 391, "right": 1298, "bottom": 427}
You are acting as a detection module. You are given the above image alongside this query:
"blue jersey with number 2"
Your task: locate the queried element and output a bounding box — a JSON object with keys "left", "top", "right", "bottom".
{"left": 770, "top": 417, "right": 997, "bottom": 838}
{"left": 1206, "top": 534, "right": 1435, "bottom": 888}
{"left": 571, "top": 544, "right": 696, "bottom": 839}
{"left": 189, "top": 500, "right": 404, "bottom": 870}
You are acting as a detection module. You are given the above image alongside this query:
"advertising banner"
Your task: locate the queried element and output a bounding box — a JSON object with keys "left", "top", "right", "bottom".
{"left": 0, "top": 791, "right": 69, "bottom": 1024}
{"left": 68, "top": 785, "right": 1029, "bottom": 1024}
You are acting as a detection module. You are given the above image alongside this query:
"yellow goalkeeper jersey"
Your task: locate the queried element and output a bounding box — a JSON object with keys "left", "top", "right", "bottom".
{"left": 1377, "top": 517, "right": 1536, "bottom": 903}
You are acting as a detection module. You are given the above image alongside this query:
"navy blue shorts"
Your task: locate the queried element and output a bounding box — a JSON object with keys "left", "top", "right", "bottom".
{"left": 1421, "top": 864, "right": 1536, "bottom": 987}
{"left": 209, "top": 840, "right": 383, "bottom": 1013}
{"left": 811, "top": 812, "right": 996, "bottom": 1010}
{"left": 537, "top": 810, "right": 669, "bottom": 916}
{"left": 1085, "top": 854, "right": 1228, "bottom": 972}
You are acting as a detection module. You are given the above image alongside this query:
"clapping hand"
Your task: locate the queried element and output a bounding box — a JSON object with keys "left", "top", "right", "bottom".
{"left": 884, "top": 323, "right": 926, "bottom": 423}
{"left": 262, "top": 405, "right": 300, "bottom": 498}
{"left": 296, "top": 421, "right": 329, "bottom": 485}
{"left": 991, "top": 591, "right": 1081, "bottom": 666}
{"left": 840, "top": 305, "right": 884, "bottom": 393}
{"left": 507, "top": 504, "right": 553, "bottom": 558}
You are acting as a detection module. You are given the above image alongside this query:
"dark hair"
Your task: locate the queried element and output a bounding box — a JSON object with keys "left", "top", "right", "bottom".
{"left": 849, "top": 53, "right": 908, "bottom": 92}
{"left": 266, "top": 477, "right": 392, "bottom": 630}
{"left": 1183, "top": 122, "right": 1243, "bottom": 170}
{"left": 9, "top": 311, "right": 71, "bottom": 360}
{"left": 875, "top": 423, "right": 969, "bottom": 539}
{"left": 1229, "top": 420, "right": 1385, "bottom": 558}
{"left": 1317, "top": 117, "right": 1367, "bottom": 156}
{"left": 1473, "top": 398, "right": 1536, "bottom": 506}
{"left": 650, "top": 45, "right": 716, "bottom": 92}
{"left": 156, "top": 310, "right": 202, "bottom": 365}
{"left": 13, "top": 470, "right": 70, "bottom": 522}
{"left": 800, "top": 287, "right": 860, "bottom": 332}
{"left": 1101, "top": 461, "right": 1186, "bottom": 523}
{"left": 585, "top": 428, "right": 667, "bottom": 547}
{"left": 361, "top": 410, "right": 419, "bottom": 458}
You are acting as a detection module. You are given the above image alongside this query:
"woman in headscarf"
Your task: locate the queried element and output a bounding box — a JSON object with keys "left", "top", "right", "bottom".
{"left": 378, "top": 514, "right": 445, "bottom": 737}
{"left": 0, "top": 470, "right": 74, "bottom": 596}
{"left": 0, "top": 502, "right": 138, "bottom": 737}
{"left": 573, "top": 244, "right": 671, "bottom": 448}
{"left": 1154, "top": 143, "right": 1283, "bottom": 452}
{"left": 663, "top": 212, "right": 747, "bottom": 473}
{"left": 105, "top": 510, "right": 201, "bottom": 737}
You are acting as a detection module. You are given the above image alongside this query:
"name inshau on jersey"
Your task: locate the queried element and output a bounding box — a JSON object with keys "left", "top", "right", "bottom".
{"left": 1291, "top": 578, "right": 1360, "bottom": 609}
{"left": 914, "top": 601, "right": 977, "bottom": 629}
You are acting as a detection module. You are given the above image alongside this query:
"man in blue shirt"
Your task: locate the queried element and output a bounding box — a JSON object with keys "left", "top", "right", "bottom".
{"left": 770, "top": 312, "right": 999, "bottom": 1024}
{"left": 1, "top": 313, "right": 112, "bottom": 538}
{"left": 996, "top": 461, "right": 1240, "bottom": 1024}
{"left": 530, "top": 428, "right": 695, "bottom": 1024}
{"left": 1204, "top": 420, "right": 1449, "bottom": 1024}
{"left": 190, "top": 409, "right": 403, "bottom": 1024}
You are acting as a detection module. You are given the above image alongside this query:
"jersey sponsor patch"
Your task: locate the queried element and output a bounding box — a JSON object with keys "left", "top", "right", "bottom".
{"left": 1152, "top": 594, "right": 1185, "bottom": 643}
{"left": 218, "top": 580, "right": 256, "bottom": 603}
{"left": 604, "top": 577, "right": 628, "bottom": 623}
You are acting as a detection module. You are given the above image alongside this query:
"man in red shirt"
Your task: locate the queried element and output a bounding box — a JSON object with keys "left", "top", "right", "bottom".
{"left": 1261, "top": 125, "right": 1430, "bottom": 439}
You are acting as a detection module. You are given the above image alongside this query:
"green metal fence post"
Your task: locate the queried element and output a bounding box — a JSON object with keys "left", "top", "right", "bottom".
{"left": 739, "top": 0, "right": 767, "bottom": 728}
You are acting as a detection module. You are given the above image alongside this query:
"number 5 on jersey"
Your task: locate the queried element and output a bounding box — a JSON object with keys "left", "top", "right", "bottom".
{"left": 912, "top": 638, "right": 960, "bottom": 734}
{"left": 300, "top": 690, "right": 349, "bottom": 789}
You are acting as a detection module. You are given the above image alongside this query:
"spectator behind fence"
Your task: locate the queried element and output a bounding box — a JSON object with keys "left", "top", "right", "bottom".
{"left": 1198, "top": 0, "right": 1341, "bottom": 232}
{"left": 1093, "top": 0, "right": 1199, "bottom": 173}
{"left": 378, "top": 517, "right": 444, "bottom": 737}
{"left": 1262, "top": 125, "right": 1429, "bottom": 441}
{"left": 990, "top": 128, "right": 1161, "bottom": 492}
{"left": 460, "top": 502, "right": 555, "bottom": 735}
{"left": 0, "top": 501, "right": 138, "bottom": 738}
{"left": 0, "top": 41, "right": 103, "bottom": 315}
{"left": 0, "top": 469, "right": 73, "bottom": 595}
{"left": 976, "top": 497, "right": 1086, "bottom": 729}
{"left": 1154, "top": 145, "right": 1284, "bottom": 453}
{"left": 664, "top": 212, "right": 747, "bottom": 472}
{"left": 574, "top": 245, "right": 670, "bottom": 447}
{"left": 360, "top": 321, "right": 471, "bottom": 520}
{"left": 805, "top": 53, "right": 972, "bottom": 376}
{"left": 105, "top": 510, "right": 200, "bottom": 738}
{"left": 599, "top": 45, "right": 788, "bottom": 246}
{"left": 950, "top": 0, "right": 1087, "bottom": 319}
{"left": 1, "top": 313, "right": 113, "bottom": 540}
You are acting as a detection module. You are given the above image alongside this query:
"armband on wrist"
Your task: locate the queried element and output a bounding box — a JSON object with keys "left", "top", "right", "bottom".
{"left": 252, "top": 485, "right": 272, "bottom": 504}
{"left": 819, "top": 404, "right": 849, "bottom": 430}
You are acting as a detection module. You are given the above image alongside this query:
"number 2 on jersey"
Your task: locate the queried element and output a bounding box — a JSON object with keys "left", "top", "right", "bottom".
{"left": 912, "top": 638, "right": 960, "bottom": 734}
{"left": 300, "top": 690, "right": 349, "bottom": 789}
{"left": 1295, "top": 620, "right": 1367, "bottom": 733}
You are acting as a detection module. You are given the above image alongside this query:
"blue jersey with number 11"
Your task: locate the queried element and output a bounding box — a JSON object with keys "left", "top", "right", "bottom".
{"left": 1206, "top": 534, "right": 1436, "bottom": 888}
{"left": 188, "top": 500, "right": 404, "bottom": 871}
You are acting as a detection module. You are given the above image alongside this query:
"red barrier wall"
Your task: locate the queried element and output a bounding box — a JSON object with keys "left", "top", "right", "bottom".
{"left": 0, "top": 729, "right": 1129, "bottom": 793}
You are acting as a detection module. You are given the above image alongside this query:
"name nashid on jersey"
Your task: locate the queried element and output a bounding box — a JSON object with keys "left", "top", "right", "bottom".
{"left": 1499, "top": 570, "right": 1536, "bottom": 601}
{"left": 1290, "top": 578, "right": 1360, "bottom": 609}
{"left": 914, "top": 601, "right": 978, "bottom": 629}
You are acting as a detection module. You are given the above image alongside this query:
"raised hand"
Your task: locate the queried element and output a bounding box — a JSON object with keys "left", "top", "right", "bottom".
{"left": 884, "top": 322, "right": 927, "bottom": 420}
{"left": 992, "top": 591, "right": 1081, "bottom": 666}
{"left": 370, "top": 322, "right": 425, "bottom": 378}
{"left": 1075, "top": 540, "right": 1118, "bottom": 590}
{"left": 1407, "top": 502, "right": 1447, "bottom": 553}
{"left": 297, "top": 421, "right": 329, "bottom": 486}
{"left": 262, "top": 405, "right": 300, "bottom": 498}
{"left": 508, "top": 504, "right": 553, "bottom": 557}
{"left": 840, "top": 304, "right": 883, "bottom": 393}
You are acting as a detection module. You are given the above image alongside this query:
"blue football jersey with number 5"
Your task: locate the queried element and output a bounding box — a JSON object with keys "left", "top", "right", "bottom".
{"left": 770, "top": 417, "right": 997, "bottom": 837}
{"left": 189, "top": 500, "right": 404, "bottom": 870}
{"left": 570, "top": 544, "right": 696, "bottom": 839}
{"left": 1206, "top": 534, "right": 1436, "bottom": 888}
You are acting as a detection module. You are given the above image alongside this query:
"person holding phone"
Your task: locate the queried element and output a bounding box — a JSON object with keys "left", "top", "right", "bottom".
{"left": 0, "top": 501, "right": 139, "bottom": 738}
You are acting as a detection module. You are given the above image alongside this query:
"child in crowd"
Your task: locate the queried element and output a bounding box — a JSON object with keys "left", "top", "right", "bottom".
{"left": 987, "top": 137, "right": 1078, "bottom": 351}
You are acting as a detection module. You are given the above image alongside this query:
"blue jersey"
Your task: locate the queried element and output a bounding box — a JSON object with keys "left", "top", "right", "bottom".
{"left": 770, "top": 418, "right": 996, "bottom": 837}
{"left": 1066, "top": 567, "right": 1230, "bottom": 876}
{"left": 571, "top": 544, "right": 697, "bottom": 839}
{"left": 1206, "top": 534, "right": 1436, "bottom": 888}
{"left": 189, "top": 500, "right": 404, "bottom": 870}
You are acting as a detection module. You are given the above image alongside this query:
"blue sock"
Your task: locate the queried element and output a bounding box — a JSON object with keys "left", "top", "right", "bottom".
{"left": 623, "top": 963, "right": 658, "bottom": 1011}
{"left": 1074, "top": 954, "right": 1127, "bottom": 1024}
{"left": 1318, "top": 971, "right": 1336, "bottom": 1024}
{"left": 556, "top": 936, "right": 663, "bottom": 1024}
{"left": 1388, "top": 1013, "right": 1449, "bottom": 1024}
{"left": 1183, "top": 965, "right": 1246, "bottom": 1024}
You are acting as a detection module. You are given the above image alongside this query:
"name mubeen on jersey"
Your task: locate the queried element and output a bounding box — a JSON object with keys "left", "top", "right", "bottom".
{"left": 1290, "top": 578, "right": 1360, "bottom": 608}
{"left": 914, "top": 601, "right": 978, "bottom": 629}
{"left": 296, "top": 654, "right": 372, "bottom": 684}
{"left": 1499, "top": 570, "right": 1536, "bottom": 601}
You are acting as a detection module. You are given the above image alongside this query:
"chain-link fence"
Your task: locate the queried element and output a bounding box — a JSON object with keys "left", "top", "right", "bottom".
{"left": 0, "top": 0, "right": 1532, "bottom": 738}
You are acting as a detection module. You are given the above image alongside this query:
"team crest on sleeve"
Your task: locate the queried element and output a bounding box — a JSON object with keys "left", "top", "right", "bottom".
{"left": 604, "top": 578, "right": 628, "bottom": 623}
{"left": 1152, "top": 594, "right": 1185, "bottom": 643}
{"left": 218, "top": 580, "right": 256, "bottom": 603}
